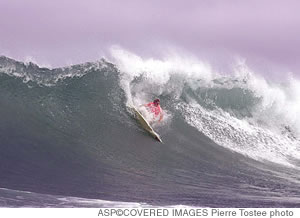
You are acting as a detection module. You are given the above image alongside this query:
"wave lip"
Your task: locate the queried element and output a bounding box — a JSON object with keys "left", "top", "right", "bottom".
{"left": 0, "top": 55, "right": 114, "bottom": 86}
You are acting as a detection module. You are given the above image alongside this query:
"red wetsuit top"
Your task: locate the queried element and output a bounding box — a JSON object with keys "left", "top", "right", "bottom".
{"left": 146, "top": 102, "right": 162, "bottom": 116}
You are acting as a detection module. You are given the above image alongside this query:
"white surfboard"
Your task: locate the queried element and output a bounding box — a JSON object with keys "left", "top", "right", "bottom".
{"left": 131, "top": 106, "right": 163, "bottom": 143}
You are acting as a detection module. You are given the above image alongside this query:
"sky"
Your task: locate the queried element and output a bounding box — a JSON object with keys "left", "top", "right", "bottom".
{"left": 1, "top": 0, "right": 300, "bottom": 76}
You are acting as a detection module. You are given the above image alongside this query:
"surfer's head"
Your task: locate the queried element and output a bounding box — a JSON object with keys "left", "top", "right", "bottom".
{"left": 153, "top": 98, "right": 160, "bottom": 106}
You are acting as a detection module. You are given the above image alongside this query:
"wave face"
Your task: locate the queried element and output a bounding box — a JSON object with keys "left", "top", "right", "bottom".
{"left": 1, "top": 52, "right": 300, "bottom": 207}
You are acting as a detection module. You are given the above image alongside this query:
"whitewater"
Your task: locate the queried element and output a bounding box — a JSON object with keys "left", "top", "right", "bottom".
{"left": 0, "top": 48, "right": 300, "bottom": 207}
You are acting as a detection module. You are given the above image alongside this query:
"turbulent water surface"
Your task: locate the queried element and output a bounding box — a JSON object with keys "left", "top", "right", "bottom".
{"left": 1, "top": 51, "right": 300, "bottom": 207}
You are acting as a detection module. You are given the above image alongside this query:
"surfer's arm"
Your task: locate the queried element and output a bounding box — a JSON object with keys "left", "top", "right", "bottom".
{"left": 159, "top": 112, "right": 164, "bottom": 122}
{"left": 139, "top": 103, "right": 151, "bottom": 108}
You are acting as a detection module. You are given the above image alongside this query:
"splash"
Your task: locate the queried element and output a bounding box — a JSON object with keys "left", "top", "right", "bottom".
{"left": 109, "top": 46, "right": 214, "bottom": 106}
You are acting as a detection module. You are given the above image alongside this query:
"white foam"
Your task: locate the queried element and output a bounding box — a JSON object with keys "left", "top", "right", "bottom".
{"left": 177, "top": 102, "right": 300, "bottom": 167}
{"left": 0, "top": 187, "right": 194, "bottom": 208}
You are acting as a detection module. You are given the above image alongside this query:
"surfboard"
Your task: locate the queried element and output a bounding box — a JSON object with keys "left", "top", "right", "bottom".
{"left": 131, "top": 106, "right": 163, "bottom": 143}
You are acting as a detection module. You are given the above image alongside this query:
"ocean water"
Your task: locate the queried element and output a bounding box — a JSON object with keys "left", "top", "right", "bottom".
{"left": 0, "top": 49, "right": 300, "bottom": 207}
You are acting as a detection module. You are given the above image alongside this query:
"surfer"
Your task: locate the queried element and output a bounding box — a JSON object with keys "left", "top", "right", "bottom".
{"left": 142, "top": 98, "right": 164, "bottom": 123}
{"left": 133, "top": 99, "right": 163, "bottom": 142}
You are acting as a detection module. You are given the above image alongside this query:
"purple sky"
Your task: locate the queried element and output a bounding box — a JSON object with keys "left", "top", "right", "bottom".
{"left": 1, "top": 0, "right": 300, "bottom": 75}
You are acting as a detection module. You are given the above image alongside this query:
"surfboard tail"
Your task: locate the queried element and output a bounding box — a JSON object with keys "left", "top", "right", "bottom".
{"left": 155, "top": 136, "right": 162, "bottom": 143}
{"left": 151, "top": 131, "right": 162, "bottom": 143}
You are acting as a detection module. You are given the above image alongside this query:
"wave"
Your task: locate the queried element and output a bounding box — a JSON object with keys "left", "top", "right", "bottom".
{"left": 1, "top": 50, "right": 300, "bottom": 207}
{"left": 109, "top": 48, "right": 300, "bottom": 167}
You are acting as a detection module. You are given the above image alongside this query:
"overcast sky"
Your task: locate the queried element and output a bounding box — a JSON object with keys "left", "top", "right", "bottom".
{"left": 1, "top": 0, "right": 300, "bottom": 75}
